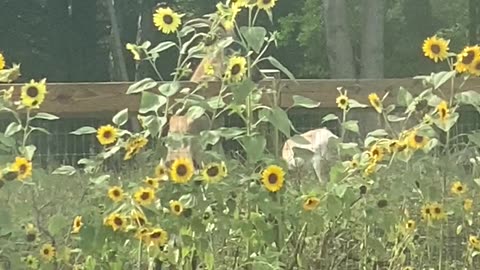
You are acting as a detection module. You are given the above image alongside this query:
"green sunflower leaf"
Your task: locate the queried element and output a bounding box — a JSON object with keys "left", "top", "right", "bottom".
{"left": 31, "top": 112, "right": 60, "bottom": 121}
{"left": 240, "top": 26, "right": 267, "bottom": 53}
{"left": 139, "top": 92, "right": 167, "bottom": 114}
{"left": 4, "top": 122, "right": 22, "bottom": 137}
{"left": 112, "top": 108, "right": 128, "bottom": 127}
{"left": 266, "top": 56, "right": 296, "bottom": 81}
{"left": 52, "top": 165, "right": 76, "bottom": 176}
{"left": 126, "top": 78, "right": 158, "bottom": 94}
{"left": 291, "top": 95, "right": 321, "bottom": 109}
{"left": 70, "top": 126, "right": 97, "bottom": 135}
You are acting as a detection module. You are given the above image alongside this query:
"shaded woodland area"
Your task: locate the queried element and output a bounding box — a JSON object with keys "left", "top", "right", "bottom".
{"left": 1, "top": 0, "right": 480, "bottom": 83}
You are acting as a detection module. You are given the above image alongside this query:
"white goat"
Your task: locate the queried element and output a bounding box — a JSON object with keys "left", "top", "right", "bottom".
{"left": 281, "top": 127, "right": 338, "bottom": 183}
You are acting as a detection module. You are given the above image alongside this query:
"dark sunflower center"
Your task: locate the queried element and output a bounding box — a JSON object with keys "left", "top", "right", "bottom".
{"left": 75, "top": 220, "right": 81, "bottom": 227}
{"left": 159, "top": 168, "right": 165, "bottom": 175}
{"left": 19, "top": 164, "right": 27, "bottom": 174}
{"left": 26, "top": 233, "right": 36, "bottom": 242}
{"left": 114, "top": 217, "right": 123, "bottom": 226}
{"left": 263, "top": 0, "right": 271, "bottom": 4}
{"left": 372, "top": 149, "right": 379, "bottom": 157}
{"left": 176, "top": 164, "right": 187, "bottom": 176}
{"left": 147, "top": 180, "right": 154, "bottom": 185}
{"left": 457, "top": 185, "right": 463, "bottom": 191}
{"left": 307, "top": 199, "right": 314, "bottom": 206}
{"left": 407, "top": 222, "right": 413, "bottom": 228}
{"left": 231, "top": 64, "right": 241, "bottom": 75}
{"left": 463, "top": 51, "right": 475, "bottom": 65}
{"left": 163, "top": 14, "right": 173, "bottom": 24}
{"left": 174, "top": 204, "right": 181, "bottom": 212}
{"left": 425, "top": 208, "right": 431, "bottom": 214}
{"left": 434, "top": 207, "right": 441, "bottom": 214}
{"left": 414, "top": 135, "right": 424, "bottom": 143}
{"left": 43, "top": 248, "right": 50, "bottom": 255}
{"left": 268, "top": 173, "right": 278, "bottom": 184}
{"left": 137, "top": 217, "right": 146, "bottom": 226}
{"left": 151, "top": 231, "right": 161, "bottom": 239}
{"left": 103, "top": 131, "right": 112, "bottom": 139}
{"left": 26, "top": 86, "right": 39, "bottom": 98}
{"left": 475, "top": 62, "right": 480, "bottom": 70}
{"left": 340, "top": 98, "right": 347, "bottom": 105}
{"left": 430, "top": 44, "right": 441, "bottom": 54}
{"left": 440, "top": 108, "right": 447, "bottom": 117}
{"left": 141, "top": 192, "right": 150, "bottom": 200}
{"left": 206, "top": 166, "right": 219, "bottom": 177}
{"left": 113, "top": 190, "right": 120, "bottom": 197}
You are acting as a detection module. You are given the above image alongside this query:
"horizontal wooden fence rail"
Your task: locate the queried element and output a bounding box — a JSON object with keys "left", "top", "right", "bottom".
{"left": 1, "top": 77, "right": 480, "bottom": 117}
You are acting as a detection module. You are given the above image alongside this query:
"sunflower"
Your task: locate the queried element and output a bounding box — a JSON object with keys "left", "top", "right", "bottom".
{"left": 20, "top": 79, "right": 48, "bottom": 109}
{"left": 261, "top": 164, "right": 285, "bottom": 193}
{"left": 469, "top": 235, "right": 480, "bottom": 250}
{"left": 96, "top": 125, "right": 118, "bottom": 146}
{"left": 363, "top": 161, "right": 377, "bottom": 177}
{"left": 154, "top": 162, "right": 169, "bottom": 181}
{"left": 169, "top": 200, "right": 184, "bottom": 216}
{"left": 0, "top": 53, "right": 5, "bottom": 70}
{"left": 429, "top": 202, "right": 446, "bottom": 220}
{"left": 107, "top": 186, "right": 124, "bottom": 203}
{"left": 124, "top": 136, "right": 149, "bottom": 160}
{"left": 225, "top": 56, "right": 247, "bottom": 82}
{"left": 369, "top": 145, "right": 384, "bottom": 162}
{"left": 454, "top": 45, "right": 480, "bottom": 73}
{"left": 406, "top": 130, "right": 429, "bottom": 150}
{"left": 125, "top": 43, "right": 143, "bottom": 61}
{"left": 202, "top": 162, "right": 227, "bottom": 183}
{"left": 404, "top": 219, "right": 416, "bottom": 233}
{"left": 348, "top": 159, "right": 359, "bottom": 169}
{"left": 131, "top": 210, "right": 147, "bottom": 227}
{"left": 203, "top": 61, "right": 215, "bottom": 77}
{"left": 134, "top": 187, "right": 156, "bottom": 206}
{"left": 217, "top": 3, "right": 240, "bottom": 31}
{"left": 71, "top": 216, "right": 83, "bottom": 234}
{"left": 464, "top": 198, "right": 473, "bottom": 212}
{"left": 147, "top": 227, "right": 169, "bottom": 247}
{"left": 336, "top": 94, "right": 349, "bottom": 110}
{"left": 422, "top": 35, "right": 450, "bottom": 63}
{"left": 230, "top": 0, "right": 249, "bottom": 8}
{"left": 450, "top": 181, "right": 466, "bottom": 195}
{"left": 24, "top": 255, "right": 38, "bottom": 269}
{"left": 421, "top": 203, "right": 432, "bottom": 221}
{"left": 135, "top": 227, "right": 150, "bottom": 242}
{"left": 436, "top": 100, "right": 449, "bottom": 122}
{"left": 388, "top": 140, "right": 406, "bottom": 153}
{"left": 257, "top": 0, "right": 277, "bottom": 10}
{"left": 144, "top": 176, "right": 161, "bottom": 189}
{"left": 368, "top": 93, "right": 382, "bottom": 113}
{"left": 303, "top": 197, "right": 320, "bottom": 211}
{"left": 170, "top": 157, "right": 195, "bottom": 184}
{"left": 24, "top": 223, "right": 38, "bottom": 242}
{"left": 469, "top": 57, "right": 480, "bottom": 76}
{"left": 104, "top": 213, "right": 127, "bottom": 232}
{"left": 11, "top": 156, "right": 32, "bottom": 181}
{"left": 153, "top": 7, "right": 182, "bottom": 34}
{"left": 40, "top": 243, "right": 55, "bottom": 262}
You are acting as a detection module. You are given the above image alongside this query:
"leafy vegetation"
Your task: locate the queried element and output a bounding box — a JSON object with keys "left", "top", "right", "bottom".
{"left": 1, "top": 1, "right": 480, "bottom": 270}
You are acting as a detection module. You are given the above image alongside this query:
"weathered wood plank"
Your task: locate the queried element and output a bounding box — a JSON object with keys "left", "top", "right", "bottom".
{"left": 1, "top": 77, "right": 479, "bottom": 116}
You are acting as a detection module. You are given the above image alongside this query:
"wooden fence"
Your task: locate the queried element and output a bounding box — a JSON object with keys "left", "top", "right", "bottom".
{"left": 2, "top": 77, "right": 480, "bottom": 117}
{"left": 1, "top": 78, "right": 480, "bottom": 166}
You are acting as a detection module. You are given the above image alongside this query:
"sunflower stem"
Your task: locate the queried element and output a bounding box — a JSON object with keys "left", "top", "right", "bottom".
{"left": 137, "top": 240, "right": 143, "bottom": 270}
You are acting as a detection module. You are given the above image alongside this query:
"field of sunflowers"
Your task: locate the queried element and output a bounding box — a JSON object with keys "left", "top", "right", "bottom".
{"left": 2, "top": 0, "right": 480, "bottom": 269}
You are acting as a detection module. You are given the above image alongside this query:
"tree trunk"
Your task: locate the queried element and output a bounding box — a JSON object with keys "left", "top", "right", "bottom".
{"left": 323, "top": 0, "right": 355, "bottom": 79}
{"left": 360, "top": 0, "right": 384, "bottom": 79}
{"left": 105, "top": 0, "right": 129, "bottom": 81}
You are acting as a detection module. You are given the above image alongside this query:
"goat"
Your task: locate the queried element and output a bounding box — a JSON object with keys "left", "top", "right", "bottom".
{"left": 281, "top": 127, "right": 338, "bottom": 183}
